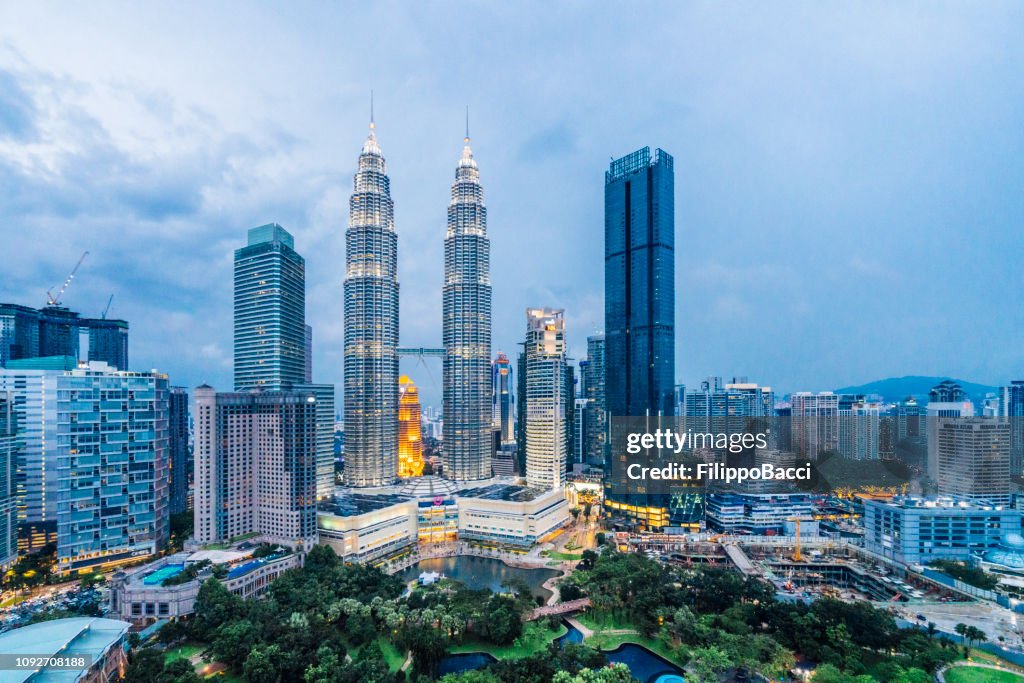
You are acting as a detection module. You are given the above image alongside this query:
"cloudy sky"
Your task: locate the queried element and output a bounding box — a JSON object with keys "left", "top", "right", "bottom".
{"left": 1, "top": 2, "right": 1022, "bottom": 408}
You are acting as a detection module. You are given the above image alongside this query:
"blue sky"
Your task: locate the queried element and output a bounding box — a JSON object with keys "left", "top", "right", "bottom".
{"left": 0, "top": 2, "right": 1022, "bottom": 408}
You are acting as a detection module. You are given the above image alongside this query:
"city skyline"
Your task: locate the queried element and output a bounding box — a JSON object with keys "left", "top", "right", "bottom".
{"left": 1, "top": 3, "right": 1023, "bottom": 409}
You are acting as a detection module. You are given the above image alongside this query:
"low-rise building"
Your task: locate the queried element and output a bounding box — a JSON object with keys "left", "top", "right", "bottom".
{"left": 705, "top": 492, "right": 817, "bottom": 535}
{"left": 0, "top": 617, "right": 130, "bottom": 683}
{"left": 316, "top": 476, "right": 570, "bottom": 563}
{"left": 863, "top": 495, "right": 1022, "bottom": 565}
{"left": 109, "top": 547, "right": 300, "bottom": 625}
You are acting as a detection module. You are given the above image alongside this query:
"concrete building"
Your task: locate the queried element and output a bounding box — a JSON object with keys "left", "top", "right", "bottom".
{"left": 705, "top": 492, "right": 817, "bottom": 534}
{"left": 863, "top": 496, "right": 1021, "bottom": 565}
{"left": 291, "top": 383, "right": 336, "bottom": 499}
{"left": 317, "top": 478, "right": 569, "bottom": 563}
{"left": 523, "top": 308, "right": 568, "bottom": 490}
{"left": 234, "top": 224, "right": 306, "bottom": 392}
{"left": 193, "top": 386, "right": 318, "bottom": 552}
{"left": 936, "top": 418, "right": 1011, "bottom": 506}
{"left": 492, "top": 353, "right": 515, "bottom": 446}
{"left": 109, "top": 548, "right": 299, "bottom": 625}
{"left": 926, "top": 380, "right": 976, "bottom": 479}
{"left": 443, "top": 128, "right": 492, "bottom": 483}
{"left": 790, "top": 392, "right": 839, "bottom": 460}
{"left": 582, "top": 334, "right": 607, "bottom": 468}
{"left": 1, "top": 302, "right": 129, "bottom": 371}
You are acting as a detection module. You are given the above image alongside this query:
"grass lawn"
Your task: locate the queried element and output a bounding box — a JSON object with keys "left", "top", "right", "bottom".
{"left": 375, "top": 637, "right": 406, "bottom": 672}
{"left": 946, "top": 666, "right": 1024, "bottom": 683}
{"left": 0, "top": 594, "right": 27, "bottom": 608}
{"left": 543, "top": 550, "right": 582, "bottom": 561}
{"left": 575, "top": 612, "right": 635, "bottom": 633}
{"left": 164, "top": 642, "right": 205, "bottom": 665}
{"left": 448, "top": 621, "right": 567, "bottom": 659}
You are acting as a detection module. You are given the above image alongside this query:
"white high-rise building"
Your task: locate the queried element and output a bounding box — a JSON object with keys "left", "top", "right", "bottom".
{"left": 790, "top": 392, "right": 838, "bottom": 460}
{"left": 523, "top": 308, "right": 568, "bottom": 490}
{"left": 443, "top": 124, "right": 492, "bottom": 482}
{"left": 193, "top": 386, "right": 318, "bottom": 551}
{"left": 343, "top": 116, "right": 399, "bottom": 487}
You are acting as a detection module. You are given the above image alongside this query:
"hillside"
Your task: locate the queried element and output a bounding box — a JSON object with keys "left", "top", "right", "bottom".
{"left": 834, "top": 376, "right": 998, "bottom": 404}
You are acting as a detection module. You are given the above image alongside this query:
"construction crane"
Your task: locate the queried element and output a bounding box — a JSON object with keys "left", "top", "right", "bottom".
{"left": 788, "top": 517, "right": 803, "bottom": 562}
{"left": 46, "top": 251, "right": 89, "bottom": 306}
{"left": 100, "top": 294, "right": 114, "bottom": 320}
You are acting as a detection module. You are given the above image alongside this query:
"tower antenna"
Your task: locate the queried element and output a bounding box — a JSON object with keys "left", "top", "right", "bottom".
{"left": 370, "top": 90, "right": 375, "bottom": 129}
{"left": 465, "top": 105, "right": 470, "bottom": 142}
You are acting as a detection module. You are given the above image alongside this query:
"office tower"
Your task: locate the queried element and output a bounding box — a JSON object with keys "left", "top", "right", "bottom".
{"left": 37, "top": 306, "right": 80, "bottom": 360}
{"left": 564, "top": 363, "right": 576, "bottom": 475}
{"left": 2, "top": 303, "right": 130, "bottom": 370}
{"left": 790, "top": 392, "right": 839, "bottom": 460}
{"left": 84, "top": 318, "right": 129, "bottom": 370}
{"left": 936, "top": 418, "right": 1011, "bottom": 506}
{"left": 683, "top": 377, "right": 774, "bottom": 448}
{"left": 55, "top": 363, "right": 169, "bottom": 573}
{"left": 516, "top": 352, "right": 526, "bottom": 477}
{"left": 168, "top": 387, "right": 189, "bottom": 515}
{"left": 926, "top": 380, "right": 975, "bottom": 479}
{"left": 603, "top": 147, "right": 676, "bottom": 527}
{"left": 0, "top": 304, "right": 41, "bottom": 365}
{"left": 895, "top": 397, "right": 924, "bottom": 442}
{"left": 443, "top": 127, "right": 492, "bottom": 482}
{"left": 397, "top": 375, "right": 424, "bottom": 478}
{"left": 838, "top": 400, "right": 881, "bottom": 460}
{"left": 304, "top": 325, "right": 313, "bottom": 383}
{"left": 343, "top": 118, "right": 399, "bottom": 487}
{"left": 604, "top": 147, "right": 675, "bottom": 420}
{"left": 0, "top": 358, "right": 72, "bottom": 549}
{"left": 1001, "top": 381, "right": 1024, "bottom": 476}
{"left": 492, "top": 353, "right": 514, "bottom": 445}
{"left": 234, "top": 223, "right": 306, "bottom": 391}
{"left": 523, "top": 308, "right": 568, "bottom": 490}
{"left": 583, "top": 334, "right": 606, "bottom": 467}
{"left": 193, "top": 386, "right": 318, "bottom": 551}
{"left": 0, "top": 393, "right": 17, "bottom": 569}
{"left": 293, "top": 383, "right": 336, "bottom": 498}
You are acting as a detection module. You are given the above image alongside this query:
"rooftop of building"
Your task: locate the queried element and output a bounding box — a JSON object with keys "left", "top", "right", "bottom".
{"left": 318, "top": 491, "right": 413, "bottom": 516}
{"left": 455, "top": 482, "right": 548, "bottom": 502}
{"left": 0, "top": 617, "right": 129, "bottom": 682}
{"left": 317, "top": 477, "right": 553, "bottom": 516}
{"left": 984, "top": 533, "right": 1024, "bottom": 569}
{"left": 868, "top": 495, "right": 1013, "bottom": 511}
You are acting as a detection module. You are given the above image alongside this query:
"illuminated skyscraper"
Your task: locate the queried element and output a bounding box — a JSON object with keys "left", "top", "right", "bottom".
{"left": 398, "top": 375, "right": 424, "bottom": 478}
{"left": 492, "top": 353, "right": 514, "bottom": 445}
{"left": 443, "top": 123, "right": 492, "bottom": 482}
{"left": 343, "top": 116, "right": 399, "bottom": 487}
{"left": 523, "top": 308, "right": 568, "bottom": 490}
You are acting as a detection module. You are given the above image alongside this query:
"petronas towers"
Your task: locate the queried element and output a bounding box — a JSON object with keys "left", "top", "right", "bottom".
{"left": 442, "top": 131, "right": 493, "bottom": 482}
{"left": 343, "top": 114, "right": 492, "bottom": 487}
{"left": 343, "top": 120, "right": 399, "bottom": 487}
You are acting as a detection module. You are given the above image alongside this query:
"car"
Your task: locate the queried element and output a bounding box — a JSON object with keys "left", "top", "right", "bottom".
{"left": 916, "top": 614, "right": 927, "bottom": 621}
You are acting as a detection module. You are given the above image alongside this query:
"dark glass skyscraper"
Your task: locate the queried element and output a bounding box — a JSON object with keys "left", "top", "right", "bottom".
{"left": 233, "top": 224, "right": 306, "bottom": 391}
{"left": 604, "top": 147, "right": 675, "bottom": 420}
{"left": 168, "top": 387, "right": 189, "bottom": 514}
{"left": 603, "top": 147, "right": 676, "bottom": 529}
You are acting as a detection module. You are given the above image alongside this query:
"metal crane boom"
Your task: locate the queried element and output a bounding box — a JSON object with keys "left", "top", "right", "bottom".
{"left": 46, "top": 251, "right": 89, "bottom": 306}
{"left": 101, "top": 294, "right": 114, "bottom": 319}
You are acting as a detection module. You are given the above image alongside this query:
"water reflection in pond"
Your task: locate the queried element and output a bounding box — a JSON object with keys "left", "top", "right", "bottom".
{"left": 401, "top": 555, "right": 560, "bottom": 601}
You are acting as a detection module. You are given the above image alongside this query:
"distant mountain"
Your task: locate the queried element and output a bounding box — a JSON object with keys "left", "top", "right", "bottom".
{"left": 833, "top": 376, "right": 999, "bottom": 405}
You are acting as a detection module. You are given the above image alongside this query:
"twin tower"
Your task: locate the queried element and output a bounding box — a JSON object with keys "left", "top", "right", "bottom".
{"left": 343, "top": 118, "right": 491, "bottom": 487}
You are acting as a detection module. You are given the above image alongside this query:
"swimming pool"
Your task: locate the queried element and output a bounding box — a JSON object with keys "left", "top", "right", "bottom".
{"left": 142, "top": 564, "right": 185, "bottom": 585}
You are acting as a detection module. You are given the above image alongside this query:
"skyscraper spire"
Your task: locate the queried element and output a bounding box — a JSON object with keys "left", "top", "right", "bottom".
{"left": 443, "top": 118, "right": 491, "bottom": 482}
{"left": 370, "top": 90, "right": 375, "bottom": 130}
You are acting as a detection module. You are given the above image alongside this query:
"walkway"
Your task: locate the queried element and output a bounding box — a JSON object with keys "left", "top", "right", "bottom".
{"left": 723, "top": 543, "right": 756, "bottom": 575}
{"left": 528, "top": 598, "right": 591, "bottom": 621}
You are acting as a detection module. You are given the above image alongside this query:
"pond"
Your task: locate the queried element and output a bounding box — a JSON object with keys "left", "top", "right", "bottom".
{"left": 439, "top": 620, "right": 687, "bottom": 682}
{"left": 400, "top": 555, "right": 560, "bottom": 602}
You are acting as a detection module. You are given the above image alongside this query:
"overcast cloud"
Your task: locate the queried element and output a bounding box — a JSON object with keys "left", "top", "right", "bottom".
{"left": 0, "top": 2, "right": 1021, "bottom": 407}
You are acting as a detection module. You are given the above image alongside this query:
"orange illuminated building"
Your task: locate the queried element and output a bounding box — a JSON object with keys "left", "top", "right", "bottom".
{"left": 398, "top": 375, "right": 425, "bottom": 477}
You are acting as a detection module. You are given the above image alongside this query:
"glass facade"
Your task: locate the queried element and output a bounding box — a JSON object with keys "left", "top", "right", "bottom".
{"left": 344, "top": 124, "right": 399, "bottom": 487}
{"left": 233, "top": 223, "right": 306, "bottom": 391}
{"left": 443, "top": 134, "right": 492, "bottom": 482}
{"left": 168, "top": 387, "right": 189, "bottom": 514}
{"left": 603, "top": 147, "right": 676, "bottom": 528}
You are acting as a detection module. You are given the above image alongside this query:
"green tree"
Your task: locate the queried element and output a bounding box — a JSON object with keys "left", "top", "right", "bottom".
{"left": 689, "top": 646, "right": 732, "bottom": 683}
{"left": 553, "top": 663, "right": 635, "bottom": 683}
